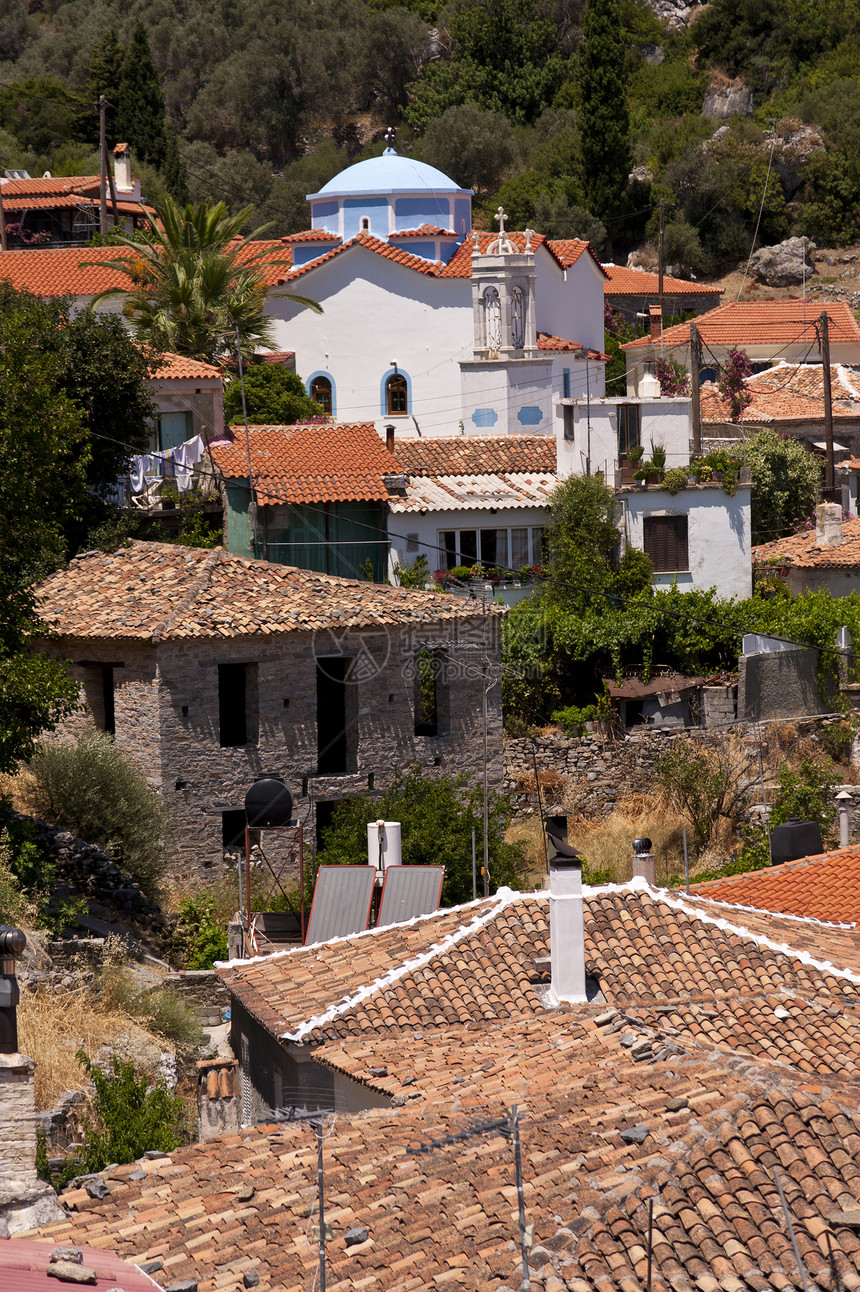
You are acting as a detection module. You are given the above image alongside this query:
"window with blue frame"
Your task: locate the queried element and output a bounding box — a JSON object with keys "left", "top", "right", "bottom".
{"left": 386, "top": 373, "right": 408, "bottom": 415}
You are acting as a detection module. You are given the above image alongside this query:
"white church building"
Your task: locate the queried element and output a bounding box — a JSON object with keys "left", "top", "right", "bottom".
{"left": 265, "top": 142, "right": 609, "bottom": 440}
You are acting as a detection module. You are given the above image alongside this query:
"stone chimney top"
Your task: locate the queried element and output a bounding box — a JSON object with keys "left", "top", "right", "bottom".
{"left": 649, "top": 304, "right": 662, "bottom": 343}
{"left": 816, "top": 501, "right": 843, "bottom": 547}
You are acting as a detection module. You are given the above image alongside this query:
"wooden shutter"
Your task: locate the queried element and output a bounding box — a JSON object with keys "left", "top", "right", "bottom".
{"left": 643, "top": 516, "right": 688, "bottom": 572}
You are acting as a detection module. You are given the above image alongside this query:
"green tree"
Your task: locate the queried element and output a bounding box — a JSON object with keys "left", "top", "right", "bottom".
{"left": 74, "top": 1052, "right": 186, "bottom": 1173}
{"left": 316, "top": 768, "right": 529, "bottom": 907}
{"left": 745, "top": 428, "right": 821, "bottom": 545}
{"left": 76, "top": 28, "right": 125, "bottom": 148}
{"left": 223, "top": 364, "right": 322, "bottom": 425}
{"left": 575, "top": 0, "right": 631, "bottom": 229}
{"left": 420, "top": 103, "right": 515, "bottom": 192}
{"left": 115, "top": 22, "right": 167, "bottom": 169}
{"left": 542, "top": 473, "right": 621, "bottom": 612}
{"left": 87, "top": 197, "right": 321, "bottom": 363}
{"left": 0, "top": 77, "right": 82, "bottom": 155}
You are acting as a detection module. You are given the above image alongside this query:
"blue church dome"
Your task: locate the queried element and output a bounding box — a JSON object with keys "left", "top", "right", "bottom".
{"left": 307, "top": 148, "right": 472, "bottom": 200}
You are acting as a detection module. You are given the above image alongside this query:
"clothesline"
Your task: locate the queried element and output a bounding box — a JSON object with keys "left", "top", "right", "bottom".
{"left": 129, "top": 435, "right": 206, "bottom": 494}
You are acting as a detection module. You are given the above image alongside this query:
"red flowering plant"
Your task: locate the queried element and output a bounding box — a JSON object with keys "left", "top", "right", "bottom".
{"left": 718, "top": 348, "right": 753, "bottom": 422}
{"left": 654, "top": 357, "right": 691, "bottom": 397}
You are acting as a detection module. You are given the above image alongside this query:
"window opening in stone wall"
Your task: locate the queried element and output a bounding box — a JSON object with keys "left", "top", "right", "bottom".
{"left": 617, "top": 404, "right": 641, "bottom": 458}
{"left": 317, "top": 657, "right": 350, "bottom": 774}
{"left": 563, "top": 405, "right": 574, "bottom": 441}
{"left": 218, "top": 662, "right": 258, "bottom": 747}
{"left": 221, "top": 809, "right": 246, "bottom": 852}
{"left": 415, "top": 648, "right": 441, "bottom": 736}
{"left": 315, "top": 799, "right": 338, "bottom": 852}
{"left": 310, "top": 375, "right": 332, "bottom": 415}
{"left": 101, "top": 666, "right": 115, "bottom": 735}
{"left": 386, "top": 373, "right": 408, "bottom": 415}
{"left": 643, "top": 515, "right": 688, "bottom": 572}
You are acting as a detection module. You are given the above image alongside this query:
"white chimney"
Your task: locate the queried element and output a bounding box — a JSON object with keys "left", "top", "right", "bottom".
{"left": 113, "top": 142, "right": 132, "bottom": 193}
{"left": 816, "top": 501, "right": 843, "bottom": 547}
{"left": 640, "top": 373, "right": 660, "bottom": 398}
{"left": 549, "top": 855, "right": 587, "bottom": 1003}
{"left": 632, "top": 836, "right": 655, "bottom": 885}
{"left": 367, "top": 820, "right": 402, "bottom": 884}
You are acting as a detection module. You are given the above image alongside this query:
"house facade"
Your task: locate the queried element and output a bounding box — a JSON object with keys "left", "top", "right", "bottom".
{"left": 752, "top": 502, "right": 860, "bottom": 597}
{"left": 603, "top": 263, "right": 723, "bottom": 323}
{"left": 36, "top": 542, "right": 504, "bottom": 879}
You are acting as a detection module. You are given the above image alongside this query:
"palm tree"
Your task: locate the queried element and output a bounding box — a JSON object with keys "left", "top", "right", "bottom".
{"left": 86, "top": 197, "right": 321, "bottom": 364}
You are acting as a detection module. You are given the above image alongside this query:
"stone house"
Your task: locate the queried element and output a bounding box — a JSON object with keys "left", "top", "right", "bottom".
{"left": 35, "top": 541, "right": 504, "bottom": 879}
{"left": 603, "top": 263, "right": 722, "bottom": 324}
{"left": 752, "top": 502, "right": 860, "bottom": 597}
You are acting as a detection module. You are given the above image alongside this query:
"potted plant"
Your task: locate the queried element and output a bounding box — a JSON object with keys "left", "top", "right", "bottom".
{"left": 650, "top": 443, "right": 667, "bottom": 479}
{"left": 663, "top": 467, "right": 688, "bottom": 496}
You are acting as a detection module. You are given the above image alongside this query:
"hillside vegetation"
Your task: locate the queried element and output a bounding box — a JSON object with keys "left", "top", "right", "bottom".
{"left": 1, "top": 0, "right": 860, "bottom": 267}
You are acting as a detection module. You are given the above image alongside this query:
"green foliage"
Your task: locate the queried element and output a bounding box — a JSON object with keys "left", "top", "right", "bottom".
{"left": 0, "top": 76, "right": 82, "bottom": 154}
{"left": 73, "top": 1051, "right": 186, "bottom": 1174}
{"left": 745, "top": 428, "right": 821, "bottom": 545}
{"left": 115, "top": 23, "right": 167, "bottom": 168}
{"left": 691, "top": 0, "right": 834, "bottom": 94}
{"left": 795, "top": 150, "right": 860, "bottom": 246}
{"left": 656, "top": 743, "right": 736, "bottom": 843}
{"left": 174, "top": 896, "right": 229, "bottom": 969}
{"left": 395, "top": 555, "right": 430, "bottom": 588}
{"left": 25, "top": 732, "right": 169, "bottom": 895}
{"left": 75, "top": 27, "right": 125, "bottom": 147}
{"left": 541, "top": 473, "right": 620, "bottom": 613}
{"left": 315, "top": 768, "right": 530, "bottom": 907}
{"left": 223, "top": 365, "right": 321, "bottom": 426}
{"left": 100, "top": 957, "right": 202, "bottom": 1044}
{"left": 420, "top": 103, "right": 515, "bottom": 192}
{"left": 575, "top": 0, "right": 631, "bottom": 225}
{"left": 662, "top": 467, "right": 689, "bottom": 496}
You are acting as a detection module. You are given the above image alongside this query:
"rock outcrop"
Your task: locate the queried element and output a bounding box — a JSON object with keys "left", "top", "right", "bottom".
{"left": 703, "top": 74, "right": 754, "bottom": 119}
{"left": 751, "top": 236, "right": 816, "bottom": 286}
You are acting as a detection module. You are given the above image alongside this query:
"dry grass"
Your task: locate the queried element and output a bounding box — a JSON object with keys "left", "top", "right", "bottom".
{"left": 0, "top": 768, "right": 37, "bottom": 814}
{"left": 506, "top": 817, "right": 548, "bottom": 887}
{"left": 565, "top": 793, "right": 692, "bottom": 886}
{"left": 18, "top": 982, "right": 175, "bottom": 1112}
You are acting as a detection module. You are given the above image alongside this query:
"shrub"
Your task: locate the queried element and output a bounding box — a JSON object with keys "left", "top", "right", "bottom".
{"left": 25, "top": 732, "right": 169, "bottom": 894}
{"left": 72, "top": 1052, "right": 185, "bottom": 1178}
{"left": 174, "top": 896, "right": 229, "bottom": 969}
{"left": 100, "top": 955, "right": 202, "bottom": 1047}
{"left": 662, "top": 467, "right": 688, "bottom": 496}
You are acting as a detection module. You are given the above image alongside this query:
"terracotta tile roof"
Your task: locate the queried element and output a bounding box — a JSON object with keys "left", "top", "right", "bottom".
{"left": 0, "top": 175, "right": 100, "bottom": 196}
{"left": 0, "top": 238, "right": 290, "bottom": 297}
{"left": 1, "top": 194, "right": 104, "bottom": 210}
{"left": 36, "top": 540, "right": 499, "bottom": 642}
{"left": 392, "top": 225, "right": 455, "bottom": 236}
{"left": 26, "top": 882, "right": 860, "bottom": 1292}
{"left": 147, "top": 352, "right": 222, "bottom": 381}
{"left": 0, "top": 1238, "right": 163, "bottom": 1290}
{"left": 623, "top": 298, "right": 860, "bottom": 351}
{"left": 391, "top": 435, "right": 557, "bottom": 476}
{"left": 603, "top": 263, "right": 724, "bottom": 297}
{"left": 751, "top": 514, "right": 860, "bottom": 567}
{"left": 259, "top": 350, "right": 295, "bottom": 364}
{"left": 278, "top": 229, "right": 607, "bottom": 284}
{"left": 391, "top": 470, "right": 557, "bottom": 514}
{"left": 689, "top": 843, "right": 860, "bottom": 924}
{"left": 209, "top": 422, "right": 396, "bottom": 505}
{"left": 701, "top": 361, "right": 860, "bottom": 425}
{"left": 280, "top": 228, "right": 339, "bottom": 242}
{"left": 537, "top": 331, "right": 611, "bottom": 360}
{"left": 218, "top": 884, "right": 860, "bottom": 1047}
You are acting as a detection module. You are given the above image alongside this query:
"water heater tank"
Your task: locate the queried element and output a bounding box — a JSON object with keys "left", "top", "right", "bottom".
{"left": 769, "top": 818, "right": 823, "bottom": 867}
{"left": 244, "top": 775, "right": 294, "bottom": 828}
{"left": 367, "top": 820, "right": 402, "bottom": 872}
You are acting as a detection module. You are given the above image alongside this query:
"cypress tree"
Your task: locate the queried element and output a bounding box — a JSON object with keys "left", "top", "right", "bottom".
{"left": 76, "top": 28, "right": 126, "bottom": 148}
{"left": 162, "top": 129, "right": 189, "bottom": 204}
{"left": 115, "top": 23, "right": 167, "bottom": 169}
{"left": 575, "top": 0, "right": 630, "bottom": 231}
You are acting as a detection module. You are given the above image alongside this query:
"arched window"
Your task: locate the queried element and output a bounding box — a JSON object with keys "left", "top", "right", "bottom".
{"left": 483, "top": 286, "right": 502, "bottom": 354}
{"left": 511, "top": 286, "right": 525, "bottom": 349}
{"left": 310, "top": 375, "right": 333, "bottom": 416}
{"left": 386, "top": 373, "right": 408, "bottom": 415}
{"left": 361, "top": 217, "right": 370, "bottom": 231}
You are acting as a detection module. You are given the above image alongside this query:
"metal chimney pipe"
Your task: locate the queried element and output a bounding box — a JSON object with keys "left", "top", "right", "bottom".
{"left": 0, "top": 928, "right": 26, "bottom": 1055}
{"left": 632, "top": 836, "right": 655, "bottom": 886}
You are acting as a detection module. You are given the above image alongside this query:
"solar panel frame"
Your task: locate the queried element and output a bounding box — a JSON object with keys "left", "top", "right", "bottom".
{"left": 305, "top": 865, "right": 376, "bottom": 945}
{"left": 377, "top": 866, "right": 445, "bottom": 928}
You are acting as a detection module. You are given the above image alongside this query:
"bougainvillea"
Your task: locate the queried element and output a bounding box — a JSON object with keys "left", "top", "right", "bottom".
{"left": 718, "top": 347, "right": 753, "bottom": 422}
{"left": 654, "top": 356, "right": 691, "bottom": 396}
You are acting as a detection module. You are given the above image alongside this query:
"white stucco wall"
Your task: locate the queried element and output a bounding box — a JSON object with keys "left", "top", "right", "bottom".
{"left": 534, "top": 248, "right": 606, "bottom": 357}
{"left": 556, "top": 397, "right": 693, "bottom": 477}
{"left": 622, "top": 484, "right": 752, "bottom": 600}
{"left": 389, "top": 504, "right": 548, "bottom": 577}
{"left": 789, "top": 567, "right": 860, "bottom": 597}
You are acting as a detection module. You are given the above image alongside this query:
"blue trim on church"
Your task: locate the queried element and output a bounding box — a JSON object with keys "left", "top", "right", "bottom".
{"left": 471, "top": 409, "right": 498, "bottom": 428}
{"left": 517, "top": 406, "right": 543, "bottom": 426}
{"left": 379, "top": 367, "right": 412, "bottom": 416}
{"left": 306, "top": 371, "right": 337, "bottom": 417}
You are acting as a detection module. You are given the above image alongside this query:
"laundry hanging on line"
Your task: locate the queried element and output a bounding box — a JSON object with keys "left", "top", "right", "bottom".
{"left": 129, "top": 435, "right": 206, "bottom": 494}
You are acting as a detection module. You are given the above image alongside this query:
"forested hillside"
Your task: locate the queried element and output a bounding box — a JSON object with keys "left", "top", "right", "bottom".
{"left": 1, "top": 0, "right": 859, "bottom": 268}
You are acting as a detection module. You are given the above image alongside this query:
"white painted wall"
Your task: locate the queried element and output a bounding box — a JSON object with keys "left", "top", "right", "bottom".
{"left": 534, "top": 248, "right": 606, "bottom": 357}
{"left": 556, "top": 397, "right": 693, "bottom": 477}
{"left": 626, "top": 342, "right": 860, "bottom": 394}
{"left": 389, "top": 504, "right": 548, "bottom": 578}
{"left": 623, "top": 484, "right": 752, "bottom": 600}
{"left": 786, "top": 567, "right": 860, "bottom": 597}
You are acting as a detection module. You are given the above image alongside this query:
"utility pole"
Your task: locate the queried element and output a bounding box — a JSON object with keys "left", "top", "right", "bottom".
{"left": 98, "top": 95, "right": 108, "bottom": 235}
{"left": 510, "top": 1106, "right": 531, "bottom": 1292}
{"left": 0, "top": 180, "right": 6, "bottom": 253}
{"left": 820, "top": 311, "right": 835, "bottom": 495}
{"left": 657, "top": 198, "right": 665, "bottom": 320}
{"left": 689, "top": 321, "right": 702, "bottom": 457}
{"left": 312, "top": 1120, "right": 327, "bottom": 1292}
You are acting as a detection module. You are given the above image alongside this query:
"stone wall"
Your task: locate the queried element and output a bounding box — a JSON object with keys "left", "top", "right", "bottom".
{"left": 164, "top": 971, "right": 231, "bottom": 1028}
{"left": 0, "top": 1055, "right": 37, "bottom": 1189}
{"left": 45, "top": 614, "right": 503, "bottom": 883}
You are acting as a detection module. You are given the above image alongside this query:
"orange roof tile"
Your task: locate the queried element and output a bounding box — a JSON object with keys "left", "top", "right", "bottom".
{"left": 147, "top": 352, "right": 221, "bottom": 381}
{"left": 623, "top": 298, "right": 860, "bottom": 351}
{"left": 0, "top": 175, "right": 100, "bottom": 196}
{"left": 392, "top": 435, "right": 556, "bottom": 477}
{"left": 752, "top": 514, "right": 860, "bottom": 567}
{"left": 392, "top": 224, "right": 456, "bottom": 236}
{"left": 701, "top": 361, "right": 860, "bottom": 425}
{"left": 690, "top": 843, "right": 860, "bottom": 924}
{"left": 603, "top": 263, "right": 724, "bottom": 297}
{"left": 209, "top": 422, "right": 396, "bottom": 505}
{"left": 36, "top": 540, "right": 498, "bottom": 642}
{"left": 537, "top": 331, "right": 610, "bottom": 360}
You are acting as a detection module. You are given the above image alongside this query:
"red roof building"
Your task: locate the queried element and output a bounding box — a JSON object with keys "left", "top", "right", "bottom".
{"left": 603, "top": 262, "right": 723, "bottom": 322}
